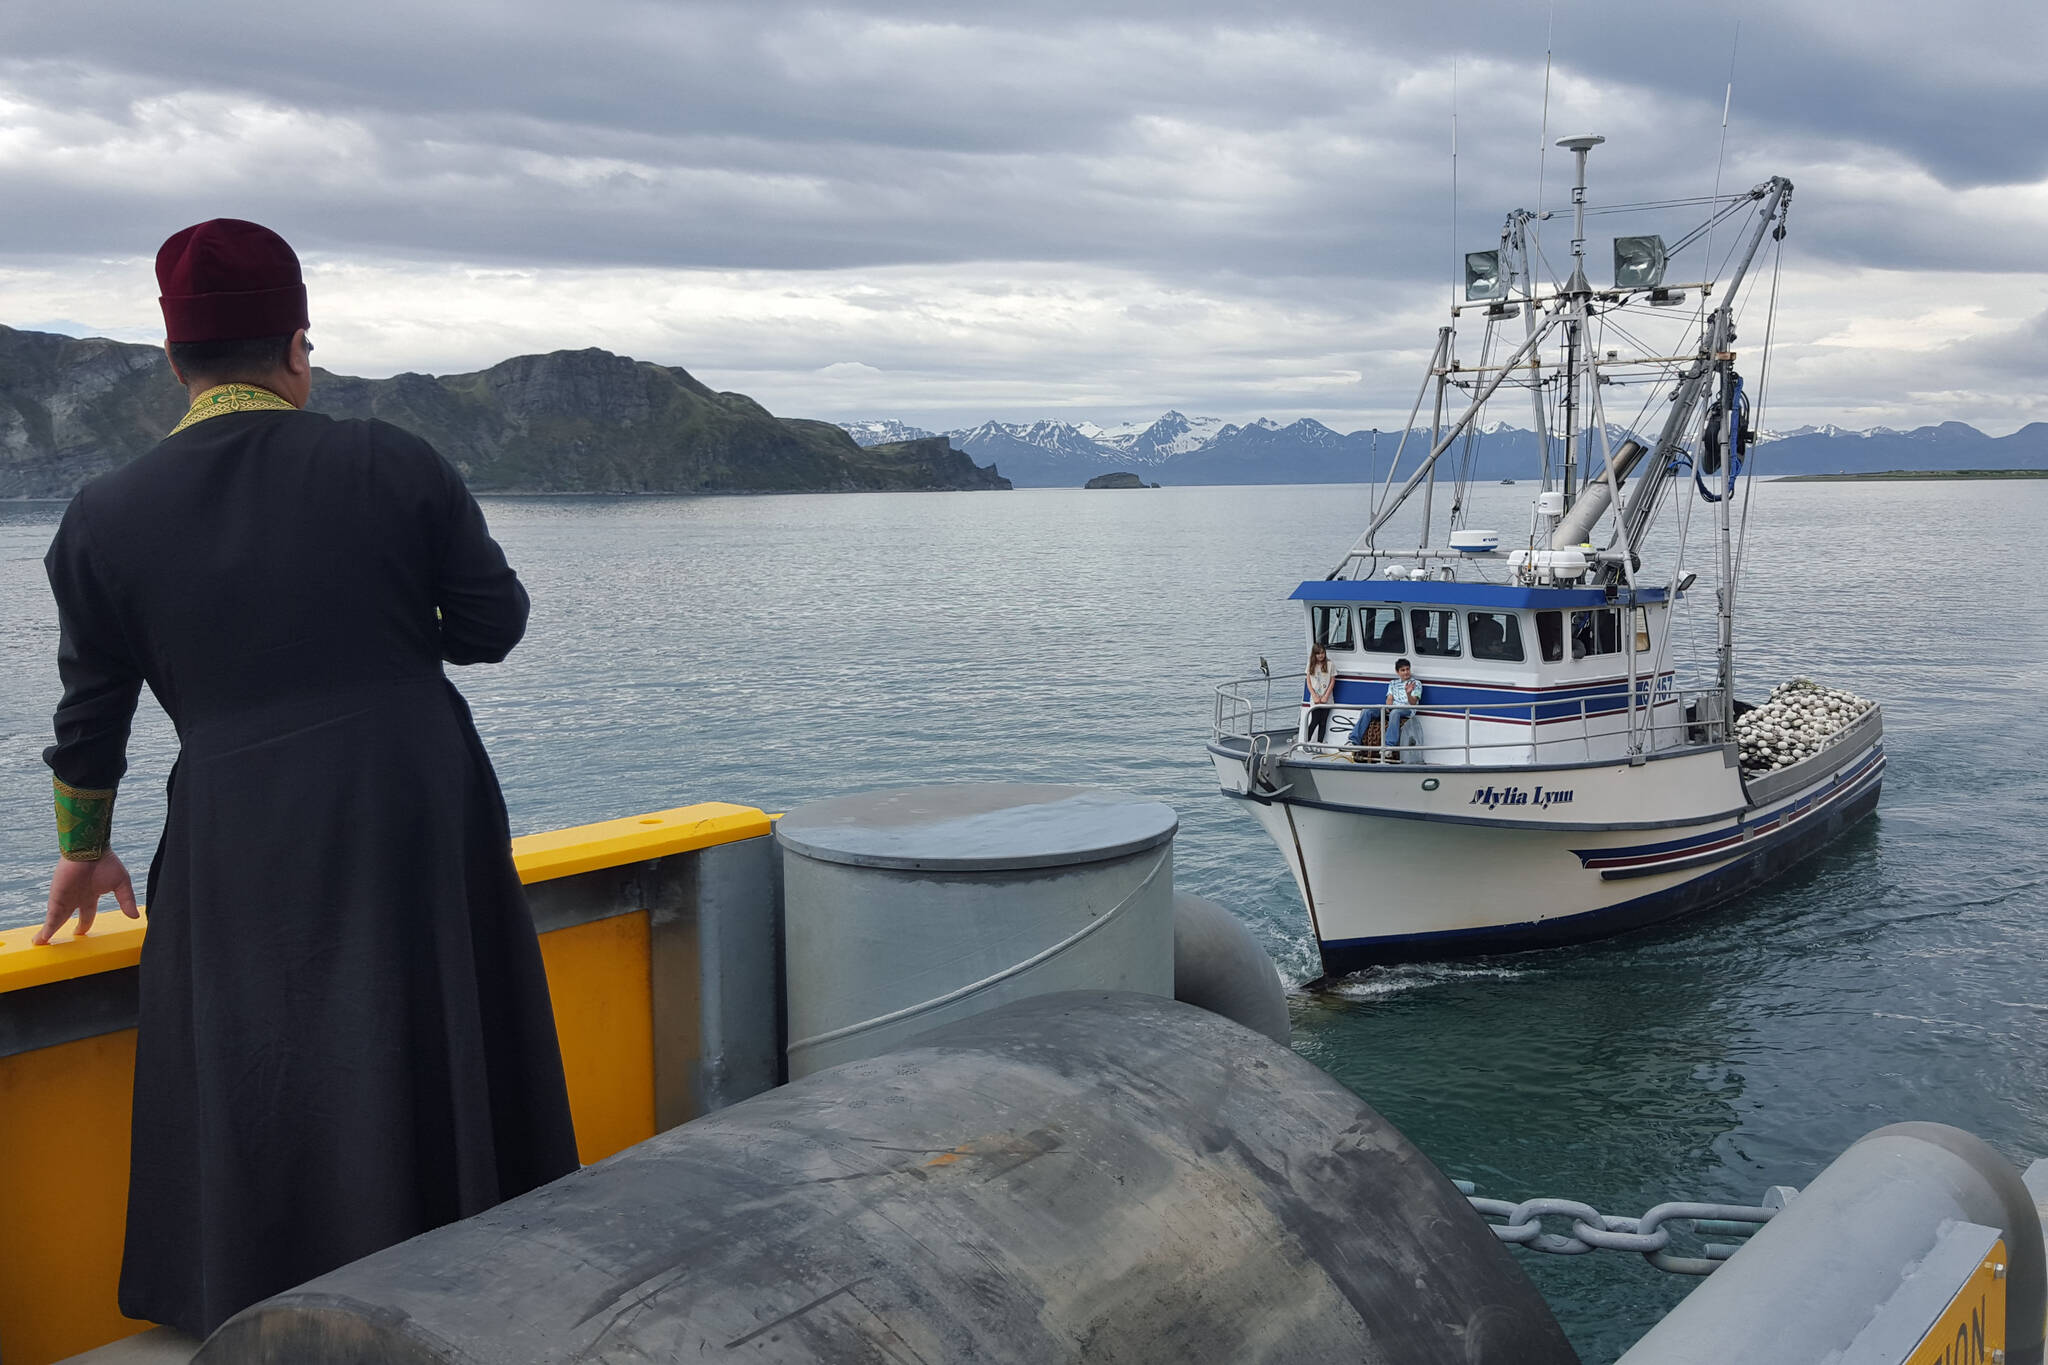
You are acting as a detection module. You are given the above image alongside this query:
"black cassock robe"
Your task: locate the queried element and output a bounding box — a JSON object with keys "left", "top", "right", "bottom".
{"left": 43, "top": 407, "right": 581, "bottom": 1338}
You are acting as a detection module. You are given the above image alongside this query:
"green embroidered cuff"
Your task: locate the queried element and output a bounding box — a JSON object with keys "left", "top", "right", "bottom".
{"left": 54, "top": 777, "right": 115, "bottom": 862}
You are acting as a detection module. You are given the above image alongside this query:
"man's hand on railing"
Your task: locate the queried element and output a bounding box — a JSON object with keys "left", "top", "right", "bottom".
{"left": 36, "top": 852, "right": 141, "bottom": 944}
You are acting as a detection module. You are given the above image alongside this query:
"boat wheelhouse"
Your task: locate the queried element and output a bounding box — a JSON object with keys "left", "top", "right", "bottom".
{"left": 1280, "top": 579, "right": 1686, "bottom": 768}
{"left": 1208, "top": 136, "right": 1882, "bottom": 975}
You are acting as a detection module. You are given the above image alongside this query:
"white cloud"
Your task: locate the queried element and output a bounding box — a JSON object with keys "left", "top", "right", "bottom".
{"left": 3, "top": 1, "right": 2047, "bottom": 433}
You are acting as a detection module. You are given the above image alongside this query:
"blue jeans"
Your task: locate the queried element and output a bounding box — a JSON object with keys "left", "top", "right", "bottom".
{"left": 1348, "top": 706, "right": 1412, "bottom": 748}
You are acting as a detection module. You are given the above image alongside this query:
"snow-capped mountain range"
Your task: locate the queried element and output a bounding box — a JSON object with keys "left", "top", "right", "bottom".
{"left": 837, "top": 418, "right": 940, "bottom": 446}
{"left": 834, "top": 413, "right": 2048, "bottom": 487}
{"left": 948, "top": 411, "right": 1258, "bottom": 466}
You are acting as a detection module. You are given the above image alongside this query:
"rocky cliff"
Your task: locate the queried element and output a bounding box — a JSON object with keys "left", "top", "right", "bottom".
{"left": 0, "top": 326, "right": 1008, "bottom": 497}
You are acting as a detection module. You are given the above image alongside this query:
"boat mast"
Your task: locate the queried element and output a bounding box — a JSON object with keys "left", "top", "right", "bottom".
{"left": 1557, "top": 136, "right": 1603, "bottom": 506}
{"left": 1419, "top": 327, "right": 1449, "bottom": 551}
{"left": 1708, "top": 178, "right": 1791, "bottom": 729}
{"left": 1506, "top": 211, "right": 1549, "bottom": 488}
{"left": 1714, "top": 357, "right": 1739, "bottom": 728}
{"left": 1619, "top": 178, "right": 1791, "bottom": 553}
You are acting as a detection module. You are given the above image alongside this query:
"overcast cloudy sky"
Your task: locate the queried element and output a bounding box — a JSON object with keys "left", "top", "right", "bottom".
{"left": 4, "top": 1, "right": 2045, "bottom": 434}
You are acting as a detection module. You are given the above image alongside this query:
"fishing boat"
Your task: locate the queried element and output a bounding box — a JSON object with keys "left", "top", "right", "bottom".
{"left": 1208, "top": 136, "right": 1882, "bottom": 976}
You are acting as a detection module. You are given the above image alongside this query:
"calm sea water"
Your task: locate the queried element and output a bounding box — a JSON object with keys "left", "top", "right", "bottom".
{"left": 3, "top": 479, "right": 2044, "bottom": 1361}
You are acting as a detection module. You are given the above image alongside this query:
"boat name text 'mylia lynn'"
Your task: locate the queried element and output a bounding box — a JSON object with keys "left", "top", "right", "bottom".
{"left": 1209, "top": 135, "right": 1882, "bottom": 976}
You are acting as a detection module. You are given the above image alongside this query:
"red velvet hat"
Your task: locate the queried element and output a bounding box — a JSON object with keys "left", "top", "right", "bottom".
{"left": 156, "top": 219, "right": 310, "bottom": 343}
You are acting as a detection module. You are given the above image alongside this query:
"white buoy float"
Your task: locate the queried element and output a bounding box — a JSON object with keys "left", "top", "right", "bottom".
{"left": 1734, "top": 677, "right": 1875, "bottom": 772}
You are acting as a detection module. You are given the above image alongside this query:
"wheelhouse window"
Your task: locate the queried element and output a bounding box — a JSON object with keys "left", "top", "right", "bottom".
{"left": 1536, "top": 610, "right": 1565, "bottom": 662}
{"left": 1570, "top": 609, "right": 1621, "bottom": 657}
{"left": 1467, "top": 611, "right": 1524, "bottom": 662}
{"left": 1359, "top": 605, "right": 1405, "bottom": 653}
{"left": 1408, "top": 608, "right": 1462, "bottom": 657}
{"left": 1309, "top": 604, "right": 1355, "bottom": 650}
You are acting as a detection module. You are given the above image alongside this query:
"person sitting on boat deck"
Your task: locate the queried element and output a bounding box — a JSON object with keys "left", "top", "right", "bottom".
{"left": 1304, "top": 643, "right": 1336, "bottom": 743}
{"left": 1346, "top": 658, "right": 1422, "bottom": 758}
{"left": 33, "top": 218, "right": 580, "bottom": 1340}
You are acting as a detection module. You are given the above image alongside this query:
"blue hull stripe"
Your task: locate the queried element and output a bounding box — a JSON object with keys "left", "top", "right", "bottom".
{"left": 1568, "top": 744, "right": 1884, "bottom": 872}
{"left": 1590, "top": 755, "right": 1884, "bottom": 881}
{"left": 1313, "top": 771, "right": 1883, "bottom": 974}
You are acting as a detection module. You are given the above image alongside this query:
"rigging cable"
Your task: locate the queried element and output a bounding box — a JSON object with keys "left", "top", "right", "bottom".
{"left": 1591, "top": 315, "right": 1691, "bottom": 427}
{"left": 1372, "top": 331, "right": 1445, "bottom": 521}
{"left": 1733, "top": 233, "right": 1786, "bottom": 589}
{"left": 1586, "top": 308, "right": 1671, "bottom": 451}
{"left": 1582, "top": 193, "right": 1752, "bottom": 214}
{"left": 1660, "top": 195, "right": 1760, "bottom": 259}
{"left": 1675, "top": 479, "right": 1706, "bottom": 687}
{"left": 1451, "top": 316, "right": 1499, "bottom": 525}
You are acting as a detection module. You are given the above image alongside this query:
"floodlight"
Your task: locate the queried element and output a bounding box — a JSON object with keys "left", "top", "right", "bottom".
{"left": 1613, "top": 235, "right": 1668, "bottom": 290}
{"left": 1464, "top": 250, "right": 1506, "bottom": 302}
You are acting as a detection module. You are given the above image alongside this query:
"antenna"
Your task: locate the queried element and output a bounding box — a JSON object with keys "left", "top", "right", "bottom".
{"left": 1698, "top": 20, "right": 1740, "bottom": 325}
{"left": 1536, "top": 0, "right": 1555, "bottom": 212}
{"left": 1557, "top": 134, "right": 1604, "bottom": 294}
{"left": 1451, "top": 57, "right": 1460, "bottom": 314}
{"left": 1554, "top": 133, "right": 1602, "bottom": 503}
{"left": 1715, "top": 20, "right": 1739, "bottom": 187}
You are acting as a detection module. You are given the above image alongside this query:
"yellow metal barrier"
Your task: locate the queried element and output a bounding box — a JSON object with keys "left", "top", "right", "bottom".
{"left": 0, "top": 801, "right": 773, "bottom": 1365}
{"left": 0, "top": 802, "right": 771, "bottom": 985}
{"left": 513, "top": 802, "right": 769, "bottom": 883}
{"left": 0, "top": 1030, "right": 138, "bottom": 1365}
{"left": 0, "top": 915, "right": 148, "bottom": 993}
{"left": 1903, "top": 1242, "right": 2005, "bottom": 1365}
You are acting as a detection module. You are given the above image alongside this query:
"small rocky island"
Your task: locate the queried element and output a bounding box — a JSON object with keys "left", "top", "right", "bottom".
{"left": 1084, "top": 471, "right": 1157, "bottom": 489}
{"left": 0, "top": 324, "right": 1008, "bottom": 497}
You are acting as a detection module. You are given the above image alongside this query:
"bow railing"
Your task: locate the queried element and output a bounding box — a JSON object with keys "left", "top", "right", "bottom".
{"left": 1214, "top": 674, "right": 1728, "bottom": 768}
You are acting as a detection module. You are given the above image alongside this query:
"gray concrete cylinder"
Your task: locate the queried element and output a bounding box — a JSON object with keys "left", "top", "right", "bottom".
{"left": 776, "top": 783, "right": 1177, "bottom": 1078}
{"left": 197, "top": 992, "right": 1576, "bottom": 1365}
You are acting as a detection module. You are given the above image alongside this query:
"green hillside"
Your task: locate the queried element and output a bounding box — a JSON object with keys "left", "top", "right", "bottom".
{"left": 0, "top": 326, "right": 1007, "bottom": 497}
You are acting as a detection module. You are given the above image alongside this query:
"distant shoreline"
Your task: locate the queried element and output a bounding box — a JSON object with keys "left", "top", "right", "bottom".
{"left": 1772, "top": 469, "right": 2048, "bottom": 483}
{"left": 1, "top": 485, "right": 1011, "bottom": 504}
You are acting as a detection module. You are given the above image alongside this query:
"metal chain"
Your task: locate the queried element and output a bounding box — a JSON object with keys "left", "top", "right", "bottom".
{"left": 1462, "top": 1184, "right": 1798, "bottom": 1275}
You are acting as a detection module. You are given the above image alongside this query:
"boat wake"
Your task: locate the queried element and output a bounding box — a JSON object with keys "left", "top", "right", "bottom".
{"left": 1315, "top": 962, "right": 1533, "bottom": 1000}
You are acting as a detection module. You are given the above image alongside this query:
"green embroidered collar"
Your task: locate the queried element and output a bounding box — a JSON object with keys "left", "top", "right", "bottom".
{"left": 168, "top": 383, "right": 298, "bottom": 436}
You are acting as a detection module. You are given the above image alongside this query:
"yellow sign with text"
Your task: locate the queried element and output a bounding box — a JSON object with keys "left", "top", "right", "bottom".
{"left": 1905, "top": 1240, "right": 2006, "bottom": 1365}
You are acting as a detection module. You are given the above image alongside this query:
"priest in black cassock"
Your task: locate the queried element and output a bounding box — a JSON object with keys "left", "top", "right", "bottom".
{"left": 36, "top": 218, "right": 582, "bottom": 1339}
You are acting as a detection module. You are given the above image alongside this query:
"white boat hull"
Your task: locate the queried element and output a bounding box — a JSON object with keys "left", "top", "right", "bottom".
{"left": 1209, "top": 710, "right": 1883, "bottom": 974}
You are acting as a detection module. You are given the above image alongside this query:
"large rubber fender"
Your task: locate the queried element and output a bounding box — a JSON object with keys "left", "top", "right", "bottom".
{"left": 198, "top": 992, "right": 1575, "bottom": 1364}
{"left": 1173, "top": 891, "right": 1291, "bottom": 1047}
